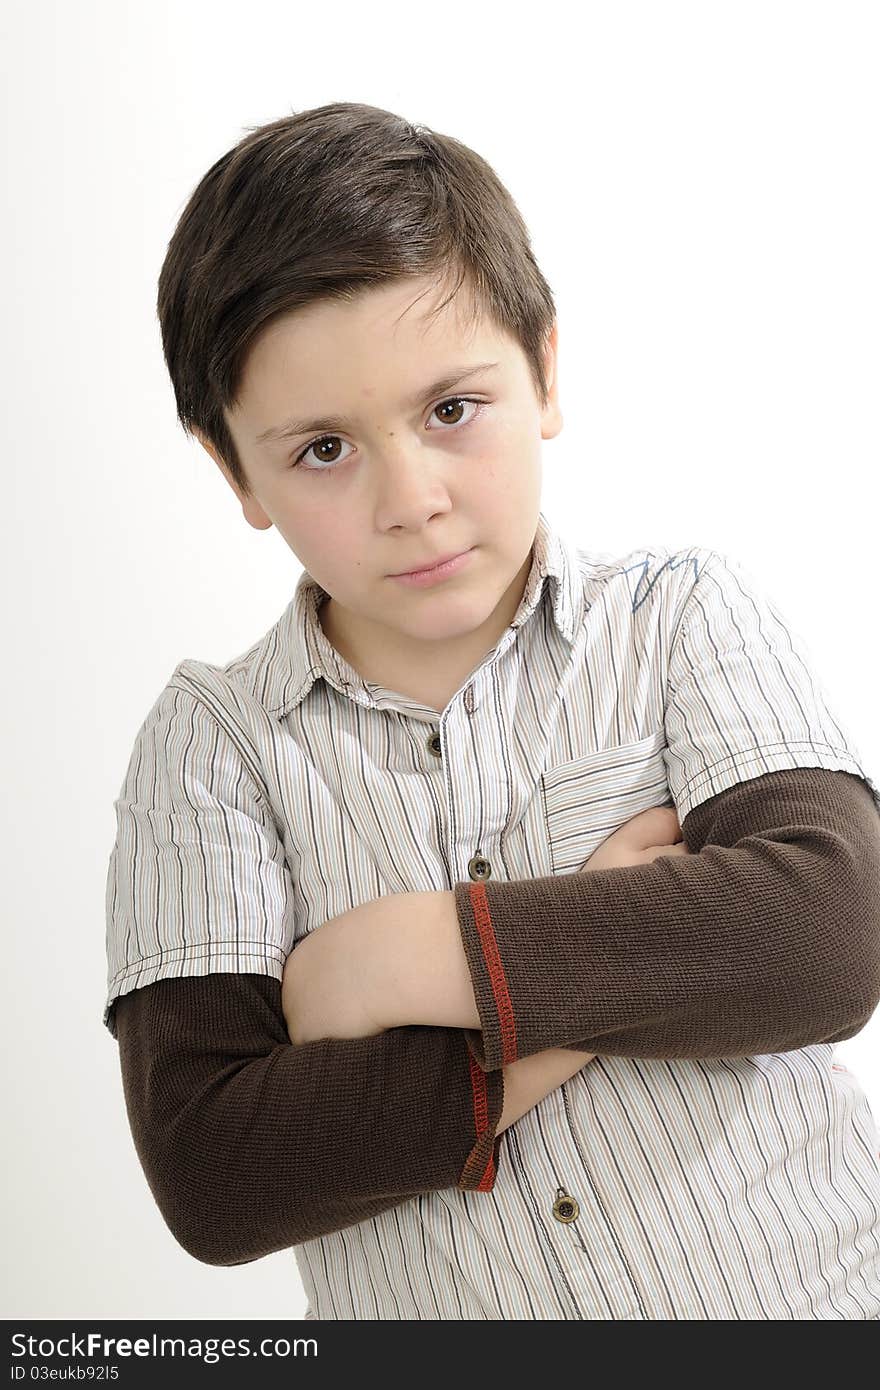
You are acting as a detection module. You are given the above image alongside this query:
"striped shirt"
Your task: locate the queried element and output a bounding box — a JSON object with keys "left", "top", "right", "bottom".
{"left": 104, "top": 511, "right": 880, "bottom": 1318}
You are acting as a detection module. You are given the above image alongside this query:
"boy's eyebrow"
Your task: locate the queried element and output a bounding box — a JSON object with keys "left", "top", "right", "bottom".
{"left": 254, "top": 361, "right": 502, "bottom": 447}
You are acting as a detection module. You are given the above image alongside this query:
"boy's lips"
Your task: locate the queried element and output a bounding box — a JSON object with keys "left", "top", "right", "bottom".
{"left": 389, "top": 547, "right": 473, "bottom": 577}
{"left": 388, "top": 548, "right": 476, "bottom": 587}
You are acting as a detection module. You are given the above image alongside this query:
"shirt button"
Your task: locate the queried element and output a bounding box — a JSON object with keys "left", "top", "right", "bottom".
{"left": 467, "top": 854, "right": 492, "bottom": 881}
{"left": 427, "top": 732, "right": 442, "bottom": 758}
{"left": 552, "top": 1191, "right": 580, "bottom": 1223}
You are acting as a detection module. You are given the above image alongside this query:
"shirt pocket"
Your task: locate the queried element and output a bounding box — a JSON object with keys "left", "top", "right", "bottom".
{"left": 540, "top": 727, "right": 671, "bottom": 875}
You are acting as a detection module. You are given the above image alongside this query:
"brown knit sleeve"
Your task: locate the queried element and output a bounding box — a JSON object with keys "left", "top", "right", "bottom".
{"left": 111, "top": 970, "right": 504, "bottom": 1266}
{"left": 452, "top": 767, "right": 880, "bottom": 1069}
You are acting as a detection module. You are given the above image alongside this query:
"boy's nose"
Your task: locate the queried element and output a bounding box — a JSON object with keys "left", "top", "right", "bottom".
{"left": 372, "top": 441, "right": 450, "bottom": 504}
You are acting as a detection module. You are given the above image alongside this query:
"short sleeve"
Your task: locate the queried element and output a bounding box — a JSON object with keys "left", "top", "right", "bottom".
{"left": 662, "top": 548, "right": 880, "bottom": 825}
{"left": 104, "top": 679, "right": 294, "bottom": 1036}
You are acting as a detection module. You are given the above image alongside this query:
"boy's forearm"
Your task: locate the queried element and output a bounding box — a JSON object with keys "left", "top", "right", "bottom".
{"left": 281, "top": 891, "right": 478, "bottom": 1046}
{"left": 368, "top": 890, "right": 481, "bottom": 1031}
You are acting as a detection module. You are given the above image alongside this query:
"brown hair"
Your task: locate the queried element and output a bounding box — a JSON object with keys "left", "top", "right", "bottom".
{"left": 156, "top": 101, "right": 557, "bottom": 499}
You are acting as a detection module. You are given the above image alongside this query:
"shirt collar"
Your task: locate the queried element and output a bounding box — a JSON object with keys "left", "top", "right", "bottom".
{"left": 249, "top": 511, "right": 579, "bottom": 719}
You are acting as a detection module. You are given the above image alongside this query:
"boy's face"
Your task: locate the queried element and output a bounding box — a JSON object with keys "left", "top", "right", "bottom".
{"left": 196, "top": 273, "right": 562, "bottom": 698}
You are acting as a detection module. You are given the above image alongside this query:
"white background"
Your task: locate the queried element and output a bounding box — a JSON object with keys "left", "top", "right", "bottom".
{"left": 2, "top": 0, "right": 878, "bottom": 1320}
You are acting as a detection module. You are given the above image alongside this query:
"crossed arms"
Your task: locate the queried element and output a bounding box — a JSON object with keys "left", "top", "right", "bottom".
{"left": 112, "top": 767, "right": 880, "bottom": 1264}
{"left": 281, "top": 769, "right": 880, "bottom": 1067}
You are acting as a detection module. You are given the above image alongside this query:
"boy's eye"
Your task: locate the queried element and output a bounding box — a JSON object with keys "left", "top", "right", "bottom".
{"left": 290, "top": 395, "right": 487, "bottom": 473}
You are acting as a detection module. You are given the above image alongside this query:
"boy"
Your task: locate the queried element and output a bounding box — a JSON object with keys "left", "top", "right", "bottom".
{"left": 105, "top": 101, "right": 880, "bottom": 1319}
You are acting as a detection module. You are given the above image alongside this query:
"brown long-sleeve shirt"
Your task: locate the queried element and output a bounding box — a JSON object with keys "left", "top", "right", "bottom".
{"left": 112, "top": 766, "right": 880, "bottom": 1267}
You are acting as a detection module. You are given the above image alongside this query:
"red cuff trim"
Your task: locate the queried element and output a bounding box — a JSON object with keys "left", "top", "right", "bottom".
{"left": 468, "top": 881, "right": 518, "bottom": 1066}
{"left": 479, "top": 1153, "right": 496, "bottom": 1190}
{"left": 466, "top": 1052, "right": 497, "bottom": 1191}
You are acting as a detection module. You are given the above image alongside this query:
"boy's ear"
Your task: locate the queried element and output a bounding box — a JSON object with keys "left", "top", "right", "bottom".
{"left": 539, "top": 321, "right": 563, "bottom": 441}
{"left": 191, "top": 428, "right": 273, "bottom": 532}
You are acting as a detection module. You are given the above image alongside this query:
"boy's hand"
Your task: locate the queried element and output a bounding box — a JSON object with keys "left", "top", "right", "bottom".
{"left": 499, "top": 1046, "right": 597, "bottom": 1134}
{"left": 281, "top": 903, "right": 388, "bottom": 1046}
{"left": 580, "top": 805, "right": 691, "bottom": 872}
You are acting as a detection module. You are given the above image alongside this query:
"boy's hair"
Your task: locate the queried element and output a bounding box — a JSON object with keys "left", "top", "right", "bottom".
{"left": 156, "top": 102, "right": 557, "bottom": 500}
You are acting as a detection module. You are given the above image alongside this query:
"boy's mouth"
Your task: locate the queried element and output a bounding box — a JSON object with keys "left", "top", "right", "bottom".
{"left": 389, "top": 547, "right": 474, "bottom": 577}
{"left": 388, "top": 548, "right": 476, "bottom": 585}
